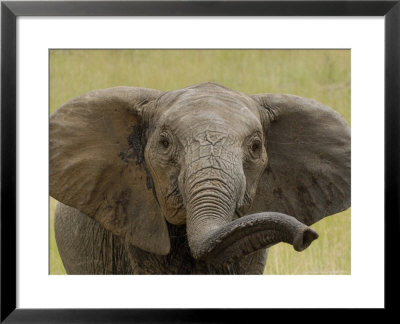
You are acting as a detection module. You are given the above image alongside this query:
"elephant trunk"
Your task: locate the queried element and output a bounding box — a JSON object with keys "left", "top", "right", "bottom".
{"left": 185, "top": 178, "right": 237, "bottom": 259}
{"left": 184, "top": 171, "right": 318, "bottom": 265}
{"left": 190, "top": 212, "right": 318, "bottom": 264}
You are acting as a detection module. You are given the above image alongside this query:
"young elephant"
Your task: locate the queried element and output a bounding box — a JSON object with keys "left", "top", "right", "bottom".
{"left": 50, "top": 82, "right": 350, "bottom": 274}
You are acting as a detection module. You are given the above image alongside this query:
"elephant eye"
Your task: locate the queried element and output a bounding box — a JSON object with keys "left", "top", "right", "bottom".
{"left": 160, "top": 138, "right": 170, "bottom": 148}
{"left": 159, "top": 130, "right": 173, "bottom": 154}
{"left": 251, "top": 142, "right": 260, "bottom": 152}
{"left": 249, "top": 139, "right": 262, "bottom": 159}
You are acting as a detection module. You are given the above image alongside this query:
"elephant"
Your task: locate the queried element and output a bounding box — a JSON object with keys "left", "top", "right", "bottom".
{"left": 50, "top": 82, "right": 351, "bottom": 274}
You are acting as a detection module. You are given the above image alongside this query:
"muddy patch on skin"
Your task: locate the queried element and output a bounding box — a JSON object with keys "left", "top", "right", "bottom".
{"left": 127, "top": 124, "right": 146, "bottom": 165}
{"left": 118, "top": 123, "right": 156, "bottom": 195}
{"left": 119, "top": 124, "right": 146, "bottom": 166}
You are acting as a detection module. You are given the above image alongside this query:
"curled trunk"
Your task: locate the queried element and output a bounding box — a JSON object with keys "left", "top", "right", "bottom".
{"left": 185, "top": 180, "right": 318, "bottom": 265}
{"left": 192, "top": 212, "right": 318, "bottom": 264}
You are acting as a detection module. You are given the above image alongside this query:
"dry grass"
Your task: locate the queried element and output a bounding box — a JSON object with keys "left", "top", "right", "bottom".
{"left": 50, "top": 49, "right": 351, "bottom": 275}
{"left": 49, "top": 197, "right": 65, "bottom": 274}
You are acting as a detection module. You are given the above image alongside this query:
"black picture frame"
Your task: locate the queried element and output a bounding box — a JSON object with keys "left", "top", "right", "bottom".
{"left": 1, "top": 0, "right": 399, "bottom": 321}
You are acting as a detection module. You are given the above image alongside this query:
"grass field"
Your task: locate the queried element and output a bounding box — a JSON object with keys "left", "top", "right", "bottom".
{"left": 50, "top": 49, "right": 351, "bottom": 275}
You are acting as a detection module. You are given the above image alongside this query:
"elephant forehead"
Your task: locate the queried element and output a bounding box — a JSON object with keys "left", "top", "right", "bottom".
{"left": 185, "top": 121, "right": 240, "bottom": 144}
{"left": 161, "top": 95, "right": 261, "bottom": 132}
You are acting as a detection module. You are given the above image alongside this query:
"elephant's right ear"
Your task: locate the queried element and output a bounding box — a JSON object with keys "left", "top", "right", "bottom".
{"left": 50, "top": 86, "right": 171, "bottom": 255}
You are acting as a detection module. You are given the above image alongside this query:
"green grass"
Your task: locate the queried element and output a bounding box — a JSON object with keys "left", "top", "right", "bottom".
{"left": 50, "top": 49, "right": 351, "bottom": 275}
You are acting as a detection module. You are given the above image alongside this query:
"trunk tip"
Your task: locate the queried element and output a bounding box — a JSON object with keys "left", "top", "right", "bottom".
{"left": 293, "top": 228, "right": 319, "bottom": 252}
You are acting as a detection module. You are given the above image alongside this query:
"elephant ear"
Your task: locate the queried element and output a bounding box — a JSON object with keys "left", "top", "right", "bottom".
{"left": 50, "top": 86, "right": 171, "bottom": 255}
{"left": 250, "top": 93, "right": 351, "bottom": 226}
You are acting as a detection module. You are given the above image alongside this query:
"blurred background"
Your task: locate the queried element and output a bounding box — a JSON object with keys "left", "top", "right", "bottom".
{"left": 49, "top": 49, "right": 351, "bottom": 275}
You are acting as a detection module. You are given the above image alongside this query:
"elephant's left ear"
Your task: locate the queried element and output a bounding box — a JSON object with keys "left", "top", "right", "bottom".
{"left": 250, "top": 93, "right": 351, "bottom": 226}
{"left": 50, "top": 86, "right": 171, "bottom": 255}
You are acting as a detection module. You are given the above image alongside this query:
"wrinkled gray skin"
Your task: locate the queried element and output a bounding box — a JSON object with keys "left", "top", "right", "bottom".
{"left": 50, "top": 83, "right": 351, "bottom": 274}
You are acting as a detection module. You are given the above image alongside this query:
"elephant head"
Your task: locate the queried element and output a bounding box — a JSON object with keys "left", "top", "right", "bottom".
{"left": 50, "top": 83, "right": 350, "bottom": 265}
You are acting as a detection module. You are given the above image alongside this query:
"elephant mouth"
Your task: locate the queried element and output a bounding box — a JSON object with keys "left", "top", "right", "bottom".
{"left": 188, "top": 212, "right": 318, "bottom": 265}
